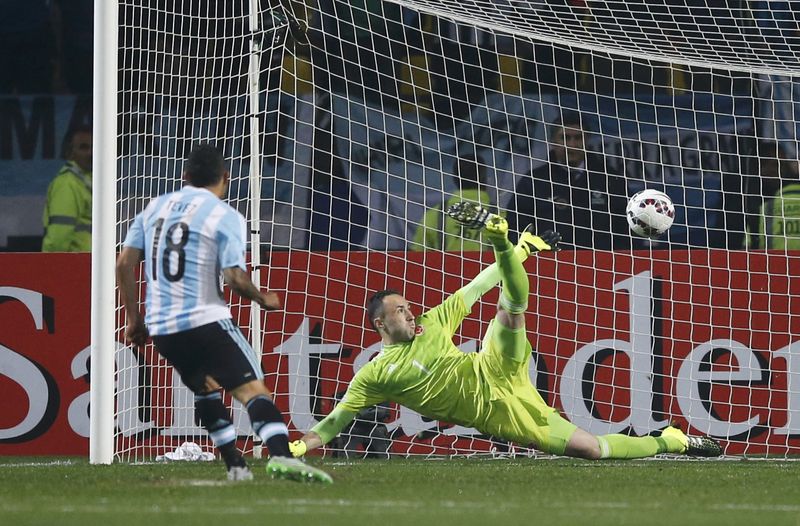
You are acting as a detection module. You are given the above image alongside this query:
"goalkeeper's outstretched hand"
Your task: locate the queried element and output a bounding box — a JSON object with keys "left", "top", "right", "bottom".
{"left": 289, "top": 440, "right": 307, "bottom": 458}
{"left": 517, "top": 226, "right": 561, "bottom": 255}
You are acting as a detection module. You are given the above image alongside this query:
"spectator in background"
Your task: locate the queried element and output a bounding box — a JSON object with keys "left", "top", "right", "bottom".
{"left": 751, "top": 145, "right": 800, "bottom": 250}
{"left": 507, "top": 111, "right": 630, "bottom": 250}
{"left": 744, "top": 140, "right": 783, "bottom": 248}
{"left": 312, "top": 0, "right": 403, "bottom": 101}
{"left": 0, "top": 0, "right": 56, "bottom": 94}
{"left": 42, "top": 125, "right": 93, "bottom": 252}
{"left": 410, "top": 155, "right": 492, "bottom": 251}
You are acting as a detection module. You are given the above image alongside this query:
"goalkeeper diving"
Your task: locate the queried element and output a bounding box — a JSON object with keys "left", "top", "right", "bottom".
{"left": 291, "top": 203, "right": 722, "bottom": 460}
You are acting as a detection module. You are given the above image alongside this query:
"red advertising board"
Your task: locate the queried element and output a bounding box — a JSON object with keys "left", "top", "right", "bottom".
{"left": 2, "top": 251, "right": 800, "bottom": 456}
{"left": 0, "top": 253, "right": 92, "bottom": 455}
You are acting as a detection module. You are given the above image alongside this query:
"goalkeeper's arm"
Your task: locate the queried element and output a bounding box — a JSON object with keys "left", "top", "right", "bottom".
{"left": 457, "top": 229, "right": 560, "bottom": 309}
{"left": 289, "top": 405, "right": 358, "bottom": 457}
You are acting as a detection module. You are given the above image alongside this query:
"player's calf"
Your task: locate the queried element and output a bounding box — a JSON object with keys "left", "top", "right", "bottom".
{"left": 246, "top": 394, "right": 292, "bottom": 457}
{"left": 195, "top": 391, "right": 247, "bottom": 471}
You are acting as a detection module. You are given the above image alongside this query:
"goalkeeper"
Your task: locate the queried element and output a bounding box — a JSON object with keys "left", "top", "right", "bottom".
{"left": 290, "top": 203, "right": 722, "bottom": 460}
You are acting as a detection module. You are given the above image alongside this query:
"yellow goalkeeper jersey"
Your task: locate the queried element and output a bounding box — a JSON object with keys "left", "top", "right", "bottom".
{"left": 313, "top": 293, "right": 556, "bottom": 446}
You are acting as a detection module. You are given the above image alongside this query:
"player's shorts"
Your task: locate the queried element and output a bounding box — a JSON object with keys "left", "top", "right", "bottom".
{"left": 476, "top": 318, "right": 578, "bottom": 455}
{"left": 151, "top": 319, "right": 263, "bottom": 393}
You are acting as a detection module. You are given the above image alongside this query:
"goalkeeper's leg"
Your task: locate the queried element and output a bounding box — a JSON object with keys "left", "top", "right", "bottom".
{"left": 446, "top": 202, "right": 529, "bottom": 325}
{"left": 447, "top": 203, "right": 562, "bottom": 364}
{"left": 572, "top": 428, "right": 670, "bottom": 459}
{"left": 473, "top": 217, "right": 533, "bottom": 365}
{"left": 488, "top": 217, "right": 530, "bottom": 327}
{"left": 547, "top": 413, "right": 722, "bottom": 459}
{"left": 547, "top": 414, "right": 668, "bottom": 459}
{"left": 448, "top": 202, "right": 559, "bottom": 316}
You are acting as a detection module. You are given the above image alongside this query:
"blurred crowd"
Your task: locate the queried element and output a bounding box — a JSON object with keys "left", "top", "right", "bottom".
{"left": 0, "top": 0, "right": 93, "bottom": 96}
{"left": 1, "top": 0, "right": 799, "bottom": 252}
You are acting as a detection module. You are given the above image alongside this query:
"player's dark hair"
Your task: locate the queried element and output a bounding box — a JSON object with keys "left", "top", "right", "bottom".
{"left": 185, "top": 144, "right": 225, "bottom": 187}
{"left": 366, "top": 289, "right": 400, "bottom": 332}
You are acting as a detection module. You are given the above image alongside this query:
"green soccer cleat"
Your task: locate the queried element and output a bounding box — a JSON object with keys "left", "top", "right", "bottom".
{"left": 517, "top": 224, "right": 561, "bottom": 256}
{"left": 446, "top": 201, "right": 508, "bottom": 242}
{"left": 661, "top": 426, "right": 723, "bottom": 457}
{"left": 267, "top": 456, "right": 333, "bottom": 484}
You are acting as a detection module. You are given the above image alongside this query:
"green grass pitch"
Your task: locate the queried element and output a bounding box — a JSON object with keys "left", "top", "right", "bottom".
{"left": 1, "top": 457, "right": 798, "bottom": 526}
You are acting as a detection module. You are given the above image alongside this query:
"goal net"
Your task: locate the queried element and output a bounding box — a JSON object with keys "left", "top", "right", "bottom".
{"left": 102, "top": 0, "right": 800, "bottom": 462}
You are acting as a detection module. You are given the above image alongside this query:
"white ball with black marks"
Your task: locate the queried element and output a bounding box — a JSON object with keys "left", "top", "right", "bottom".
{"left": 626, "top": 189, "right": 675, "bottom": 239}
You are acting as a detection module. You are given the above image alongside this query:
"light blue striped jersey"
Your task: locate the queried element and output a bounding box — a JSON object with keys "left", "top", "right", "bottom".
{"left": 123, "top": 186, "right": 247, "bottom": 335}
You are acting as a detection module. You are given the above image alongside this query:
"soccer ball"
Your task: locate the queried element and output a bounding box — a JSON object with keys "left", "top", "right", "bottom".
{"left": 626, "top": 189, "right": 675, "bottom": 239}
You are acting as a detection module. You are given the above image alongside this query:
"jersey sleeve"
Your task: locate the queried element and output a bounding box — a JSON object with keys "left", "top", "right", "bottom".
{"left": 310, "top": 363, "right": 387, "bottom": 444}
{"left": 123, "top": 211, "right": 146, "bottom": 250}
{"left": 336, "top": 363, "right": 387, "bottom": 413}
{"left": 216, "top": 209, "right": 247, "bottom": 270}
{"left": 310, "top": 405, "right": 358, "bottom": 445}
{"left": 422, "top": 293, "right": 469, "bottom": 336}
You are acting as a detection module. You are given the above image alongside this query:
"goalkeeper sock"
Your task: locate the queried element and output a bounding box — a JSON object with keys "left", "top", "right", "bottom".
{"left": 194, "top": 391, "right": 245, "bottom": 468}
{"left": 458, "top": 246, "right": 530, "bottom": 308}
{"left": 495, "top": 244, "right": 529, "bottom": 314}
{"left": 596, "top": 434, "right": 669, "bottom": 459}
{"left": 246, "top": 395, "right": 291, "bottom": 457}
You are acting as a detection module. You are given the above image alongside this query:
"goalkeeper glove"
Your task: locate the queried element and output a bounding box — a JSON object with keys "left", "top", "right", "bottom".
{"left": 289, "top": 440, "right": 307, "bottom": 458}
{"left": 517, "top": 226, "right": 561, "bottom": 256}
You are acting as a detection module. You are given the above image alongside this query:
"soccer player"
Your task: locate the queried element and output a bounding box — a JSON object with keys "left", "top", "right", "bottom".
{"left": 289, "top": 202, "right": 722, "bottom": 460}
{"left": 116, "top": 144, "right": 332, "bottom": 483}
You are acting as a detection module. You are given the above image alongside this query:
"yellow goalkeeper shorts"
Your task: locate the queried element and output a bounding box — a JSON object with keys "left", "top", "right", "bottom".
{"left": 476, "top": 319, "right": 578, "bottom": 455}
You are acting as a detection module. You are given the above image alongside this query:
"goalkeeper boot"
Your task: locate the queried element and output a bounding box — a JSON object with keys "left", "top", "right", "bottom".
{"left": 446, "top": 201, "right": 508, "bottom": 244}
{"left": 226, "top": 466, "right": 254, "bottom": 482}
{"left": 267, "top": 456, "right": 333, "bottom": 484}
{"left": 661, "top": 426, "right": 723, "bottom": 457}
{"left": 517, "top": 224, "right": 561, "bottom": 257}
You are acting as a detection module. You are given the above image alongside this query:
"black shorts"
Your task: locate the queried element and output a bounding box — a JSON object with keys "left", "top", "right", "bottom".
{"left": 151, "top": 319, "right": 263, "bottom": 393}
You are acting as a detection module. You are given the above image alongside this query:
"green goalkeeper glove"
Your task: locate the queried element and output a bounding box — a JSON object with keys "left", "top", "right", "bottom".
{"left": 289, "top": 440, "right": 307, "bottom": 458}
{"left": 517, "top": 226, "right": 561, "bottom": 256}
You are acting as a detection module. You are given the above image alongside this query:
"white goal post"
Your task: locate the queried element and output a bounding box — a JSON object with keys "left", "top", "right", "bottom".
{"left": 90, "top": 0, "right": 118, "bottom": 465}
{"left": 93, "top": 0, "right": 800, "bottom": 463}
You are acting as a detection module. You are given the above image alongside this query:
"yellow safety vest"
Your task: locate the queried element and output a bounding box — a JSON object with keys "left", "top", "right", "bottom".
{"left": 42, "top": 161, "right": 92, "bottom": 252}
{"left": 755, "top": 183, "right": 800, "bottom": 250}
{"left": 410, "top": 189, "right": 492, "bottom": 251}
